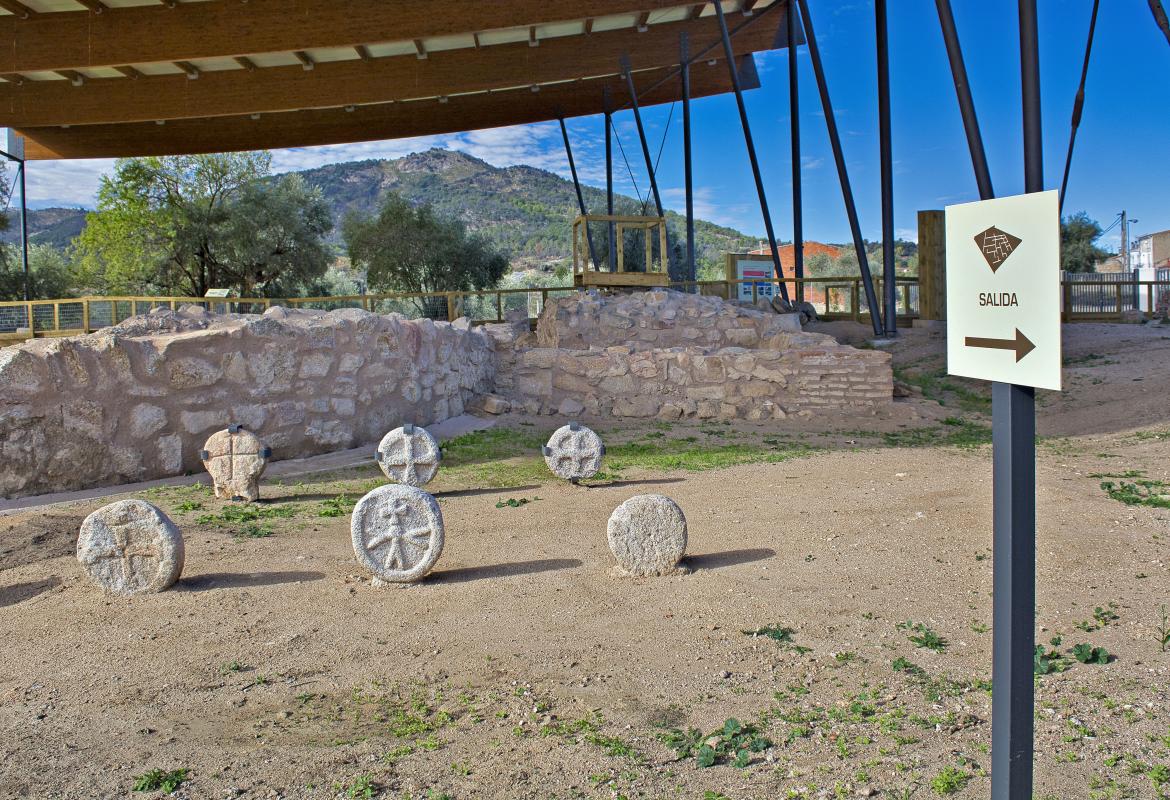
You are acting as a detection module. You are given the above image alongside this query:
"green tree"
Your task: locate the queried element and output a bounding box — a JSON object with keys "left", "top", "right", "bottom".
{"left": 344, "top": 193, "right": 508, "bottom": 318}
{"left": 1061, "top": 212, "right": 1110, "bottom": 273}
{"left": 74, "top": 153, "right": 332, "bottom": 297}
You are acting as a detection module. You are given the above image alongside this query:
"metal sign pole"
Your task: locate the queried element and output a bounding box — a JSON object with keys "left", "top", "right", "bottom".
{"left": 991, "top": 2, "right": 1041, "bottom": 798}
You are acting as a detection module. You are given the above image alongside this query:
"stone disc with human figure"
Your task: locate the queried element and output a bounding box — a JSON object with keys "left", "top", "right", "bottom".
{"left": 350, "top": 484, "right": 445, "bottom": 584}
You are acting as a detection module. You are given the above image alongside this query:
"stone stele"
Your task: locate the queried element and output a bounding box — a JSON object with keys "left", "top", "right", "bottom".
{"left": 200, "top": 425, "right": 271, "bottom": 502}
{"left": 351, "top": 484, "right": 445, "bottom": 583}
{"left": 76, "top": 499, "right": 185, "bottom": 595}
{"left": 543, "top": 423, "right": 604, "bottom": 481}
{"left": 607, "top": 494, "right": 688, "bottom": 576}
{"left": 376, "top": 424, "right": 441, "bottom": 487}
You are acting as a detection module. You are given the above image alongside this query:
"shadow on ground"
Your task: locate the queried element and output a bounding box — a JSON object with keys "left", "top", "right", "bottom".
{"left": 685, "top": 548, "right": 776, "bottom": 570}
{"left": 434, "top": 485, "right": 542, "bottom": 498}
{"left": 588, "top": 478, "right": 687, "bottom": 489}
{"left": 179, "top": 571, "right": 326, "bottom": 592}
{"left": 0, "top": 576, "right": 62, "bottom": 608}
{"left": 432, "top": 558, "right": 583, "bottom": 584}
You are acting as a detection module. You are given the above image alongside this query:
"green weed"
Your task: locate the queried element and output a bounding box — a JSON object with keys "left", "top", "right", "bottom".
{"left": 743, "top": 624, "right": 811, "bottom": 654}
{"left": 495, "top": 496, "right": 540, "bottom": 508}
{"left": 1071, "top": 643, "right": 1111, "bottom": 665}
{"left": 897, "top": 621, "right": 948, "bottom": 652}
{"left": 317, "top": 494, "right": 353, "bottom": 517}
{"left": 132, "top": 768, "right": 189, "bottom": 793}
{"left": 929, "top": 766, "right": 969, "bottom": 795}
{"left": 1099, "top": 474, "right": 1170, "bottom": 508}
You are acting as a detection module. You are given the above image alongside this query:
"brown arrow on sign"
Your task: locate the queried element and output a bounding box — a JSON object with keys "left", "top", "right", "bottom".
{"left": 964, "top": 328, "right": 1036, "bottom": 362}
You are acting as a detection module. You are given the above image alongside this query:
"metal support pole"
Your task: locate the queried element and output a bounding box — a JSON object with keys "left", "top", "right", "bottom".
{"left": 876, "top": 0, "right": 896, "bottom": 335}
{"left": 712, "top": 0, "right": 789, "bottom": 304}
{"left": 788, "top": 0, "right": 804, "bottom": 304}
{"left": 621, "top": 56, "right": 669, "bottom": 272}
{"left": 17, "top": 160, "right": 29, "bottom": 301}
{"left": 1058, "top": 0, "right": 1100, "bottom": 215}
{"left": 991, "top": 4, "right": 1041, "bottom": 799}
{"left": 796, "top": 0, "right": 880, "bottom": 333}
{"left": 559, "top": 117, "right": 599, "bottom": 270}
{"left": 605, "top": 95, "right": 617, "bottom": 273}
{"left": 681, "top": 32, "right": 696, "bottom": 284}
{"left": 936, "top": 0, "right": 995, "bottom": 200}
{"left": 621, "top": 57, "right": 665, "bottom": 221}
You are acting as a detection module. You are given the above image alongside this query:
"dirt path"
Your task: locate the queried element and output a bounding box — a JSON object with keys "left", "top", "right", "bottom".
{"left": 2, "top": 322, "right": 1170, "bottom": 800}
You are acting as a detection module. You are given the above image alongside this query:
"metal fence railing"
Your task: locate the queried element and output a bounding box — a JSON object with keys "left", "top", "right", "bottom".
{"left": 6, "top": 275, "right": 1167, "bottom": 343}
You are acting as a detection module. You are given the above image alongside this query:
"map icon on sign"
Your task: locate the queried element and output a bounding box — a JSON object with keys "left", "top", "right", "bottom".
{"left": 973, "top": 226, "right": 1023, "bottom": 273}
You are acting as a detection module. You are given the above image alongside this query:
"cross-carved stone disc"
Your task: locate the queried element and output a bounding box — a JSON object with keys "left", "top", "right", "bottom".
{"left": 351, "top": 484, "right": 444, "bottom": 583}
{"left": 76, "top": 499, "right": 185, "bottom": 595}
{"left": 543, "top": 424, "right": 604, "bottom": 481}
{"left": 376, "top": 425, "right": 441, "bottom": 487}
{"left": 607, "top": 494, "right": 687, "bottom": 576}
{"left": 201, "top": 427, "right": 270, "bottom": 502}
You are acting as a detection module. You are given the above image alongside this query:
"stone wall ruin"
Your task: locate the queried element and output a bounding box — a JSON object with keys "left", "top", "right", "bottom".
{"left": 1, "top": 290, "right": 891, "bottom": 499}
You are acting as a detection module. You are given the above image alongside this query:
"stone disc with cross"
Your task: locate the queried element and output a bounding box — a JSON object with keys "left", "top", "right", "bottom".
{"left": 200, "top": 425, "right": 271, "bottom": 502}
{"left": 376, "top": 424, "right": 441, "bottom": 487}
{"left": 351, "top": 484, "right": 444, "bottom": 583}
{"left": 607, "top": 494, "right": 688, "bottom": 576}
{"left": 76, "top": 499, "right": 185, "bottom": 595}
{"left": 543, "top": 422, "right": 605, "bottom": 482}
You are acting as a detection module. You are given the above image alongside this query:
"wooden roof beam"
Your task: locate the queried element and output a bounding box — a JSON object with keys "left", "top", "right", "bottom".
{"left": 636, "top": 11, "right": 651, "bottom": 31}
{"left": 413, "top": 39, "right": 427, "bottom": 59}
{"left": 174, "top": 60, "right": 200, "bottom": 79}
{"left": 56, "top": 69, "right": 85, "bottom": 86}
{"left": 0, "top": 11, "right": 788, "bottom": 127}
{"left": 16, "top": 56, "right": 759, "bottom": 159}
{"left": 354, "top": 44, "right": 372, "bottom": 60}
{"left": 74, "top": 0, "right": 106, "bottom": 13}
{"left": 689, "top": 4, "right": 705, "bottom": 20}
{"left": 742, "top": 0, "right": 759, "bottom": 14}
{"left": 234, "top": 56, "right": 257, "bottom": 71}
{"left": 293, "top": 50, "right": 315, "bottom": 70}
{"left": 113, "top": 65, "right": 142, "bottom": 79}
{"left": 0, "top": 1, "right": 689, "bottom": 73}
{"left": 0, "top": 0, "right": 34, "bottom": 19}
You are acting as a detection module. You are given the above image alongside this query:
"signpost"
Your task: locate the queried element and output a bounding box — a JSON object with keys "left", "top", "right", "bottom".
{"left": 945, "top": 190, "right": 1061, "bottom": 391}
{"left": 945, "top": 196, "right": 1060, "bottom": 800}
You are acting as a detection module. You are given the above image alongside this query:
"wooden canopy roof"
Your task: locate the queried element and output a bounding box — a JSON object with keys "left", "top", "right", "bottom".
{"left": 0, "top": 0, "right": 793, "bottom": 160}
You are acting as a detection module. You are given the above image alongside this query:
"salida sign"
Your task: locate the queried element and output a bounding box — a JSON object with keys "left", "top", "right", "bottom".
{"left": 945, "top": 190, "right": 1062, "bottom": 391}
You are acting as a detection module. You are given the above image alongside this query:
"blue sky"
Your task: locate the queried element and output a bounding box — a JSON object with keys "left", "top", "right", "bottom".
{"left": 13, "top": 0, "right": 1170, "bottom": 252}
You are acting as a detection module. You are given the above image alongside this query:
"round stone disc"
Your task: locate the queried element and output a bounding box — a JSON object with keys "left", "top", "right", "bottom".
{"left": 201, "top": 427, "right": 270, "bottom": 502}
{"left": 607, "top": 494, "right": 687, "bottom": 576}
{"left": 76, "top": 499, "right": 185, "bottom": 595}
{"left": 376, "top": 425, "right": 441, "bottom": 487}
{"left": 351, "top": 484, "right": 444, "bottom": 583}
{"left": 543, "top": 424, "right": 604, "bottom": 481}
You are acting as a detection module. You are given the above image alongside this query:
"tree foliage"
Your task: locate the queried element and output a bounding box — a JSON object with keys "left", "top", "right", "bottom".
{"left": 73, "top": 153, "right": 333, "bottom": 296}
{"left": 1060, "top": 212, "right": 1110, "bottom": 273}
{"left": 344, "top": 193, "right": 508, "bottom": 316}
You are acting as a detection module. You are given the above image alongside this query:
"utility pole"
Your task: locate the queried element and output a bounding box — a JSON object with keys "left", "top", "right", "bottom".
{"left": 1120, "top": 211, "right": 1129, "bottom": 272}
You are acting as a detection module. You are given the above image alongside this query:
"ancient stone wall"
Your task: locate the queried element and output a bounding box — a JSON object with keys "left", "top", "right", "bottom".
{"left": 486, "top": 290, "right": 892, "bottom": 421}
{"left": 0, "top": 306, "right": 494, "bottom": 498}
{"left": 505, "top": 338, "right": 891, "bottom": 421}
{"left": 535, "top": 289, "right": 801, "bottom": 350}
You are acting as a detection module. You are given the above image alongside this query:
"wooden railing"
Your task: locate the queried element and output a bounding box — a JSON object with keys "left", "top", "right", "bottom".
{"left": 0, "top": 276, "right": 920, "bottom": 342}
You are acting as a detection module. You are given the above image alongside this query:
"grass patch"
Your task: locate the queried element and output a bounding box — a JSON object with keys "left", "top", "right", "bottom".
{"left": 893, "top": 366, "right": 990, "bottom": 412}
{"left": 605, "top": 439, "right": 813, "bottom": 473}
{"left": 881, "top": 417, "right": 991, "bottom": 449}
{"left": 132, "top": 768, "right": 189, "bottom": 793}
{"left": 897, "top": 621, "right": 948, "bottom": 652}
{"left": 317, "top": 494, "right": 353, "bottom": 517}
{"left": 1098, "top": 472, "right": 1170, "bottom": 508}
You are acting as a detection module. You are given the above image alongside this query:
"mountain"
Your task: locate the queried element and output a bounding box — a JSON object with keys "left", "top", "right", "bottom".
{"left": 0, "top": 207, "right": 89, "bottom": 249}
{"left": 292, "top": 148, "right": 759, "bottom": 275}
{"left": 1, "top": 149, "right": 760, "bottom": 276}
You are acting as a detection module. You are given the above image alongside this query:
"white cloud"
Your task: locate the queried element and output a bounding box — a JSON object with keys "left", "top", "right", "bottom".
{"left": 23, "top": 158, "right": 114, "bottom": 208}
{"left": 661, "top": 185, "right": 753, "bottom": 230}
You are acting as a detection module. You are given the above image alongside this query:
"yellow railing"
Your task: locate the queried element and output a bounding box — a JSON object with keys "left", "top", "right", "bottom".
{"left": 0, "top": 277, "right": 924, "bottom": 342}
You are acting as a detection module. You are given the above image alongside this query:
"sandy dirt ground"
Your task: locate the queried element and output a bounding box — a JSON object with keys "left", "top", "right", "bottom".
{"left": 2, "top": 321, "right": 1170, "bottom": 800}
